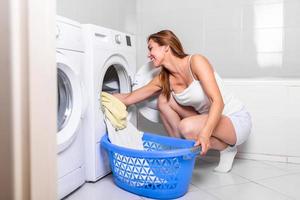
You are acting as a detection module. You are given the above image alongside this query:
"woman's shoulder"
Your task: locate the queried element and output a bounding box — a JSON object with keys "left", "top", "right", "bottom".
{"left": 190, "top": 54, "right": 212, "bottom": 71}
{"left": 190, "top": 54, "right": 209, "bottom": 63}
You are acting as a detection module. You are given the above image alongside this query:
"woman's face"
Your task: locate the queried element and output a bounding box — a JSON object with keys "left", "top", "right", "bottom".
{"left": 147, "top": 39, "right": 167, "bottom": 67}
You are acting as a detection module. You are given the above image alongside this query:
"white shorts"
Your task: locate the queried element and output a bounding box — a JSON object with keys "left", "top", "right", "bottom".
{"left": 227, "top": 107, "right": 252, "bottom": 146}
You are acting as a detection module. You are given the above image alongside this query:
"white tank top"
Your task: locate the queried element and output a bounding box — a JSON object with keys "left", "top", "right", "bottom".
{"left": 171, "top": 55, "right": 244, "bottom": 116}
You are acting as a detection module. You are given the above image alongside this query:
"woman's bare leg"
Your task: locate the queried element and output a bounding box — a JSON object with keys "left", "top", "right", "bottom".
{"left": 210, "top": 136, "right": 228, "bottom": 151}
{"left": 157, "top": 94, "right": 238, "bottom": 172}
{"left": 178, "top": 114, "right": 237, "bottom": 173}
{"left": 178, "top": 114, "right": 236, "bottom": 147}
{"left": 157, "top": 93, "right": 235, "bottom": 148}
{"left": 157, "top": 94, "right": 181, "bottom": 137}
{"left": 157, "top": 94, "right": 198, "bottom": 137}
{"left": 159, "top": 112, "right": 180, "bottom": 137}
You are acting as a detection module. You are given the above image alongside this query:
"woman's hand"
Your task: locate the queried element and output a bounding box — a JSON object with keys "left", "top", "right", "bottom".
{"left": 113, "top": 93, "right": 129, "bottom": 106}
{"left": 194, "top": 135, "right": 211, "bottom": 156}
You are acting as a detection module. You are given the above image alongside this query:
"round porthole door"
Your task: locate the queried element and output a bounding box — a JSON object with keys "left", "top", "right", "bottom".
{"left": 56, "top": 51, "right": 83, "bottom": 153}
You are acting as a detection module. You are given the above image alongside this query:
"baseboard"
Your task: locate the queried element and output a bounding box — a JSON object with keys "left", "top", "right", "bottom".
{"left": 201, "top": 151, "right": 300, "bottom": 164}
{"left": 236, "top": 152, "right": 300, "bottom": 164}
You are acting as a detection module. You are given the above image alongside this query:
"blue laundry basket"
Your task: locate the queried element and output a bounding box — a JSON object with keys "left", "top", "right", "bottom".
{"left": 100, "top": 132, "right": 201, "bottom": 199}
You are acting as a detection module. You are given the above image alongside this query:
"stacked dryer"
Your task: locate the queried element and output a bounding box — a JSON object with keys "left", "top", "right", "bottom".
{"left": 56, "top": 16, "right": 86, "bottom": 199}
{"left": 82, "top": 24, "right": 137, "bottom": 182}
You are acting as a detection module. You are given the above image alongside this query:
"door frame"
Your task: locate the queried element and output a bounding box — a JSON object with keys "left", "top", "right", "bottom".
{"left": 0, "top": 0, "right": 57, "bottom": 199}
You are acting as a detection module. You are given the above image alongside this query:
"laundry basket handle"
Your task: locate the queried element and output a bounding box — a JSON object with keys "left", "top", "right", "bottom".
{"left": 183, "top": 146, "right": 201, "bottom": 160}
{"left": 191, "top": 146, "right": 201, "bottom": 154}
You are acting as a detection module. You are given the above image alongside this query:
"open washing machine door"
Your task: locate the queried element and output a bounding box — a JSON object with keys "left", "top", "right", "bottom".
{"left": 132, "top": 61, "right": 161, "bottom": 123}
{"left": 56, "top": 51, "right": 83, "bottom": 153}
{"left": 100, "top": 55, "right": 136, "bottom": 121}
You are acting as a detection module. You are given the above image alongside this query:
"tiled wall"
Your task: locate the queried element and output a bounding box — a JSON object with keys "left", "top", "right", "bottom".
{"left": 136, "top": 0, "right": 300, "bottom": 161}
{"left": 137, "top": 0, "right": 300, "bottom": 78}
{"left": 225, "top": 80, "right": 300, "bottom": 163}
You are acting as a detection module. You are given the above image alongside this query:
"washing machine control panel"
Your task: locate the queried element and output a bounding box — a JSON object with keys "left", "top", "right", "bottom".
{"left": 125, "top": 35, "right": 131, "bottom": 46}
{"left": 113, "top": 33, "right": 133, "bottom": 48}
{"left": 112, "top": 30, "right": 135, "bottom": 51}
{"left": 115, "top": 34, "right": 122, "bottom": 44}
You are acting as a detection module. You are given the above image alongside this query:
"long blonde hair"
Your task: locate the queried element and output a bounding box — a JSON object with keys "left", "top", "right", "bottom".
{"left": 147, "top": 30, "right": 188, "bottom": 100}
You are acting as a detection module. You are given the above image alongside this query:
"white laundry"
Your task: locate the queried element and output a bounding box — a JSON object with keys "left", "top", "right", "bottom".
{"left": 104, "top": 117, "right": 144, "bottom": 150}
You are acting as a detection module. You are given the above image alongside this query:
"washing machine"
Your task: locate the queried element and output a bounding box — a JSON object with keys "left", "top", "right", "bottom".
{"left": 82, "top": 24, "right": 137, "bottom": 182}
{"left": 56, "top": 16, "right": 86, "bottom": 199}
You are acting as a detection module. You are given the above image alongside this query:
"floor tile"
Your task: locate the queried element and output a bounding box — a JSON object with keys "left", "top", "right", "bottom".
{"left": 230, "top": 159, "right": 290, "bottom": 181}
{"left": 138, "top": 183, "right": 202, "bottom": 199}
{"left": 261, "top": 161, "right": 300, "bottom": 173}
{"left": 141, "top": 188, "right": 220, "bottom": 200}
{"left": 177, "top": 189, "right": 220, "bottom": 200}
{"left": 65, "top": 174, "right": 142, "bottom": 200}
{"left": 256, "top": 172, "right": 300, "bottom": 199}
{"left": 191, "top": 159, "right": 250, "bottom": 189}
{"left": 207, "top": 182, "right": 293, "bottom": 200}
{"left": 188, "top": 183, "right": 200, "bottom": 192}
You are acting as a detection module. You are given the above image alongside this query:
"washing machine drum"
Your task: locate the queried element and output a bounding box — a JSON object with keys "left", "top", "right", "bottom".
{"left": 56, "top": 60, "right": 83, "bottom": 153}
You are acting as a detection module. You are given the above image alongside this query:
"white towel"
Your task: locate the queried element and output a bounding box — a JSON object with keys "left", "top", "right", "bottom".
{"left": 104, "top": 117, "right": 144, "bottom": 150}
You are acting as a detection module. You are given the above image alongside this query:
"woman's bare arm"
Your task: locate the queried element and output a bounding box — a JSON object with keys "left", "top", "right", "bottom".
{"left": 114, "top": 75, "right": 161, "bottom": 106}
{"left": 192, "top": 54, "right": 224, "bottom": 138}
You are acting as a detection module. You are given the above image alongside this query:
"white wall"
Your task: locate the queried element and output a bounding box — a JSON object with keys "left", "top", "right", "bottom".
{"left": 57, "top": 0, "right": 137, "bottom": 34}
{"left": 136, "top": 0, "right": 300, "bottom": 78}
{"left": 136, "top": 0, "right": 205, "bottom": 72}
{"left": 225, "top": 80, "right": 300, "bottom": 163}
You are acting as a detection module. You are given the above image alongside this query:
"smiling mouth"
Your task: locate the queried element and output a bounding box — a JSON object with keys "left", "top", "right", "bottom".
{"left": 149, "top": 56, "right": 155, "bottom": 62}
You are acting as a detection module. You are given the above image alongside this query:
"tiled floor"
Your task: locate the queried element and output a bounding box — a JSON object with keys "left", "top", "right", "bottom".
{"left": 65, "top": 157, "right": 300, "bottom": 200}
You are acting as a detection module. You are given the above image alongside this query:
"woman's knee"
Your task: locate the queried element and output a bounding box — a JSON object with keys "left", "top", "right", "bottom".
{"left": 178, "top": 119, "right": 195, "bottom": 139}
{"left": 178, "top": 115, "right": 208, "bottom": 139}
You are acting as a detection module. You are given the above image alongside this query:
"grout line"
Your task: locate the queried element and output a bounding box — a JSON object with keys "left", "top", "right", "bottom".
{"left": 230, "top": 159, "right": 300, "bottom": 181}
{"left": 196, "top": 179, "right": 251, "bottom": 191}
{"left": 258, "top": 160, "right": 300, "bottom": 173}
{"left": 190, "top": 189, "right": 223, "bottom": 200}
{"left": 247, "top": 170, "right": 300, "bottom": 182}
{"left": 206, "top": 181, "right": 296, "bottom": 200}
{"left": 250, "top": 180, "right": 297, "bottom": 200}
{"left": 191, "top": 168, "right": 252, "bottom": 190}
{"left": 230, "top": 170, "right": 292, "bottom": 182}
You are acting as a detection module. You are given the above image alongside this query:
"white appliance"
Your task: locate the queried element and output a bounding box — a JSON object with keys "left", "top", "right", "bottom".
{"left": 82, "top": 24, "right": 137, "bottom": 182}
{"left": 56, "top": 16, "right": 86, "bottom": 198}
{"left": 132, "top": 62, "right": 162, "bottom": 123}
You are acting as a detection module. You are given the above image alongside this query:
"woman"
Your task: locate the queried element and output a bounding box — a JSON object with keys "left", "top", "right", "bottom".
{"left": 114, "top": 30, "right": 252, "bottom": 173}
